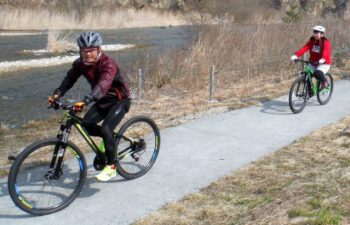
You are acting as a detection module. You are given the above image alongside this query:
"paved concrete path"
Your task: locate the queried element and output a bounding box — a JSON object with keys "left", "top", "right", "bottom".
{"left": 1, "top": 79, "right": 350, "bottom": 225}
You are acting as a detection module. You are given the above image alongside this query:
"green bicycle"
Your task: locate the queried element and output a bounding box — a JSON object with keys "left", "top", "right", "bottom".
{"left": 289, "top": 59, "right": 333, "bottom": 114}
{"left": 7, "top": 99, "right": 160, "bottom": 216}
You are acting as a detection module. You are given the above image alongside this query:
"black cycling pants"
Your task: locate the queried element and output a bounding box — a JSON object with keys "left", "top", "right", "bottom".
{"left": 307, "top": 70, "right": 326, "bottom": 94}
{"left": 83, "top": 99, "right": 130, "bottom": 165}
{"left": 313, "top": 70, "right": 326, "bottom": 82}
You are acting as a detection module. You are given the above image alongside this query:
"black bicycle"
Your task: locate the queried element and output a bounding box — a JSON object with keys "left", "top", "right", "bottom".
{"left": 289, "top": 59, "right": 333, "bottom": 114}
{"left": 7, "top": 100, "right": 160, "bottom": 215}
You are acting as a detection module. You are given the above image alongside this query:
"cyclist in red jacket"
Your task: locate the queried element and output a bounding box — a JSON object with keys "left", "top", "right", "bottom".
{"left": 49, "top": 32, "right": 130, "bottom": 181}
{"left": 291, "top": 25, "right": 331, "bottom": 90}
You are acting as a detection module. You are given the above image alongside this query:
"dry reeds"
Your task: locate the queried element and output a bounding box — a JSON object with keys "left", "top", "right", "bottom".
{"left": 47, "top": 31, "right": 77, "bottom": 53}
{"left": 136, "top": 18, "right": 350, "bottom": 100}
{"left": 0, "top": 7, "right": 186, "bottom": 30}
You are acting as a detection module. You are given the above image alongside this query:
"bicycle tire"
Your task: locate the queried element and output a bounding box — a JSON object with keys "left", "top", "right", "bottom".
{"left": 317, "top": 73, "right": 334, "bottom": 105}
{"left": 289, "top": 77, "right": 308, "bottom": 114}
{"left": 115, "top": 116, "right": 160, "bottom": 180}
{"left": 8, "top": 138, "right": 87, "bottom": 216}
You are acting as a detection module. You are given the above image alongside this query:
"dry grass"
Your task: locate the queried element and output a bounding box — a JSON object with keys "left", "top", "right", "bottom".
{"left": 46, "top": 31, "right": 77, "bottom": 53}
{"left": 0, "top": 7, "right": 187, "bottom": 30}
{"left": 133, "top": 116, "right": 350, "bottom": 225}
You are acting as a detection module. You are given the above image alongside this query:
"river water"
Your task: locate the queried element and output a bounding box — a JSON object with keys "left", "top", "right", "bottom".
{"left": 0, "top": 26, "right": 189, "bottom": 127}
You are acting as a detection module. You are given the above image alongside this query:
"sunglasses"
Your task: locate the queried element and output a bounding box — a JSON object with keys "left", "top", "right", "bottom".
{"left": 313, "top": 30, "right": 322, "bottom": 34}
{"left": 80, "top": 47, "right": 99, "bottom": 53}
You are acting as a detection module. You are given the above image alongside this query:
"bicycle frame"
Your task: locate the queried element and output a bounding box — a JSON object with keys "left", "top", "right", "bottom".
{"left": 56, "top": 112, "right": 103, "bottom": 155}
{"left": 300, "top": 64, "right": 319, "bottom": 95}
{"left": 53, "top": 110, "right": 137, "bottom": 169}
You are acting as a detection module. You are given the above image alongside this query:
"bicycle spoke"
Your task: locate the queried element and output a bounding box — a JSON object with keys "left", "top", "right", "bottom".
{"left": 115, "top": 117, "right": 160, "bottom": 179}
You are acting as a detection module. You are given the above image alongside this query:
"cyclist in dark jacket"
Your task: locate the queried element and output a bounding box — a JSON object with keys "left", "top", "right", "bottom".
{"left": 50, "top": 31, "right": 130, "bottom": 181}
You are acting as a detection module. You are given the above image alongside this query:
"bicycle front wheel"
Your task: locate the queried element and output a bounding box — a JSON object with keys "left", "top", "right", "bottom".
{"left": 8, "top": 138, "right": 87, "bottom": 216}
{"left": 289, "top": 77, "right": 308, "bottom": 114}
{"left": 317, "top": 73, "right": 334, "bottom": 105}
{"left": 115, "top": 116, "right": 160, "bottom": 180}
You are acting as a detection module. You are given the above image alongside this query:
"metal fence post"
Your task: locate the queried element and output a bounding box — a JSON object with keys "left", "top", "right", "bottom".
{"left": 209, "top": 65, "right": 216, "bottom": 101}
{"left": 137, "top": 69, "right": 142, "bottom": 101}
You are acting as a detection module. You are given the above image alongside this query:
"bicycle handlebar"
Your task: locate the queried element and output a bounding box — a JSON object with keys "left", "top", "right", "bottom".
{"left": 48, "top": 99, "right": 84, "bottom": 112}
{"left": 294, "top": 59, "right": 311, "bottom": 64}
{"left": 293, "top": 59, "right": 325, "bottom": 67}
{"left": 48, "top": 99, "right": 76, "bottom": 111}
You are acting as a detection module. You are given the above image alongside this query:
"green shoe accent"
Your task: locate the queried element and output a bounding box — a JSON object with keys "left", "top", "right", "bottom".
{"left": 98, "top": 140, "right": 105, "bottom": 153}
{"left": 95, "top": 165, "right": 116, "bottom": 181}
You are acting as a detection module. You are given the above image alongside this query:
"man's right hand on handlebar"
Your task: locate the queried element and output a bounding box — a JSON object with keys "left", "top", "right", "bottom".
{"left": 48, "top": 96, "right": 60, "bottom": 109}
{"left": 52, "top": 89, "right": 62, "bottom": 100}
{"left": 48, "top": 89, "right": 62, "bottom": 109}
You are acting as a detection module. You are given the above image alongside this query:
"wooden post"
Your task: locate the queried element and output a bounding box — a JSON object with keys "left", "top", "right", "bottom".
{"left": 137, "top": 69, "right": 142, "bottom": 101}
{"left": 209, "top": 65, "right": 216, "bottom": 101}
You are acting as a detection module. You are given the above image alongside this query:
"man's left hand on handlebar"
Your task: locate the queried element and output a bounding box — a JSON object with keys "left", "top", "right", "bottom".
{"left": 74, "top": 93, "right": 95, "bottom": 112}
{"left": 73, "top": 102, "right": 85, "bottom": 113}
{"left": 83, "top": 94, "right": 94, "bottom": 106}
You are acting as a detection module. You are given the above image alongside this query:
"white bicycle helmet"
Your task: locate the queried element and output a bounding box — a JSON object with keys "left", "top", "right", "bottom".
{"left": 313, "top": 25, "right": 326, "bottom": 33}
{"left": 76, "top": 31, "right": 102, "bottom": 48}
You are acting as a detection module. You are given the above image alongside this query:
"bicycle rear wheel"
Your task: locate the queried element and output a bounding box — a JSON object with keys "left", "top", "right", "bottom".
{"left": 8, "top": 138, "right": 86, "bottom": 216}
{"left": 115, "top": 116, "right": 160, "bottom": 180}
{"left": 289, "top": 77, "right": 308, "bottom": 114}
{"left": 317, "top": 73, "right": 333, "bottom": 105}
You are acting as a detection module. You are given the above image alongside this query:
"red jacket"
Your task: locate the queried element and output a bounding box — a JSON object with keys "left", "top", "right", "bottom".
{"left": 58, "top": 53, "right": 130, "bottom": 101}
{"left": 294, "top": 37, "right": 331, "bottom": 65}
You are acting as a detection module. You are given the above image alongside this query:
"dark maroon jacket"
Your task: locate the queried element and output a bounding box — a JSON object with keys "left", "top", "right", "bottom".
{"left": 57, "top": 53, "right": 130, "bottom": 101}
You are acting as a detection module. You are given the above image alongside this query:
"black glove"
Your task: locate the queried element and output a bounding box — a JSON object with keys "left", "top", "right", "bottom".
{"left": 52, "top": 89, "right": 62, "bottom": 99}
{"left": 83, "top": 94, "right": 94, "bottom": 106}
{"left": 48, "top": 89, "right": 62, "bottom": 110}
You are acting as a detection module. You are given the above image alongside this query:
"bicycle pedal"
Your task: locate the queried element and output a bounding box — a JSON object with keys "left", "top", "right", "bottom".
{"left": 8, "top": 155, "right": 16, "bottom": 161}
{"left": 131, "top": 154, "right": 140, "bottom": 162}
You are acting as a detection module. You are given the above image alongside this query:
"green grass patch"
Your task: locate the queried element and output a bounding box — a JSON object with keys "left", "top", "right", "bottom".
{"left": 307, "top": 198, "right": 322, "bottom": 210}
{"left": 338, "top": 156, "right": 350, "bottom": 167}
{"left": 0, "top": 169, "right": 9, "bottom": 178}
{"left": 288, "top": 208, "right": 314, "bottom": 218}
{"left": 308, "top": 208, "right": 341, "bottom": 225}
{"left": 234, "top": 197, "right": 250, "bottom": 205}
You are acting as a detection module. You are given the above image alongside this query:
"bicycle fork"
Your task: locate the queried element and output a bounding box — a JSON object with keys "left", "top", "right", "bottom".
{"left": 47, "top": 124, "right": 72, "bottom": 180}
